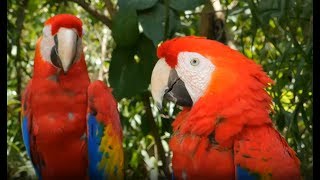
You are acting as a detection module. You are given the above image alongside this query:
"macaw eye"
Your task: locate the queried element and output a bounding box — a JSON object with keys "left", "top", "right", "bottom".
{"left": 190, "top": 58, "right": 200, "bottom": 66}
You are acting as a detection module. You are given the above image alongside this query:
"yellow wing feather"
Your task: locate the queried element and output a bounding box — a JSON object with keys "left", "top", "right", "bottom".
{"left": 98, "top": 124, "right": 124, "bottom": 180}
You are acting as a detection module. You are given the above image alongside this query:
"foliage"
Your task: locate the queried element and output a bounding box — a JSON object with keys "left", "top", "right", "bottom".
{"left": 7, "top": 0, "right": 312, "bottom": 179}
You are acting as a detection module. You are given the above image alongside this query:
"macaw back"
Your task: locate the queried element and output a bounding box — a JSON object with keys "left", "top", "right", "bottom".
{"left": 234, "top": 125, "right": 301, "bottom": 180}
{"left": 170, "top": 109, "right": 301, "bottom": 180}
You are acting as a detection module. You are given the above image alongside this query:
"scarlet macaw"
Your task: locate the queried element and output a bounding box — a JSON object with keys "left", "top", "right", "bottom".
{"left": 21, "top": 14, "right": 123, "bottom": 179}
{"left": 150, "top": 36, "right": 301, "bottom": 179}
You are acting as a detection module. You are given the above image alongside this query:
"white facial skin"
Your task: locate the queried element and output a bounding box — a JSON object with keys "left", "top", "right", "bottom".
{"left": 151, "top": 52, "right": 215, "bottom": 108}
{"left": 40, "top": 25, "right": 55, "bottom": 61}
{"left": 175, "top": 52, "right": 215, "bottom": 104}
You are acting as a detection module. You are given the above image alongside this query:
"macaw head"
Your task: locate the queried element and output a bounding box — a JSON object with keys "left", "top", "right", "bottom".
{"left": 151, "top": 36, "right": 273, "bottom": 110}
{"left": 36, "top": 14, "right": 84, "bottom": 74}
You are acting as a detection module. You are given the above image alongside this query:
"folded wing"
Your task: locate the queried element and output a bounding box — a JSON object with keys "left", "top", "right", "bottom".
{"left": 234, "top": 126, "right": 301, "bottom": 180}
{"left": 87, "top": 80, "right": 124, "bottom": 180}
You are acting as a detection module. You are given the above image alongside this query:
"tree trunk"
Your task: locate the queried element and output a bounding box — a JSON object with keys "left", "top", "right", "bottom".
{"left": 15, "top": 0, "right": 29, "bottom": 106}
{"left": 199, "top": 0, "right": 227, "bottom": 44}
{"left": 199, "top": 0, "right": 237, "bottom": 49}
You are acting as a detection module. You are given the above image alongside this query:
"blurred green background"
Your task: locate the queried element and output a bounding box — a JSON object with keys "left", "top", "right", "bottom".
{"left": 7, "top": 0, "right": 313, "bottom": 179}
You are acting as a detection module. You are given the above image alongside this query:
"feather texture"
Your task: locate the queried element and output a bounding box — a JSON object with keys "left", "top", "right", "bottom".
{"left": 87, "top": 81, "right": 124, "bottom": 180}
{"left": 20, "top": 28, "right": 90, "bottom": 178}
{"left": 21, "top": 81, "right": 42, "bottom": 179}
{"left": 236, "top": 166, "right": 257, "bottom": 180}
{"left": 157, "top": 36, "right": 301, "bottom": 179}
{"left": 234, "top": 126, "right": 301, "bottom": 180}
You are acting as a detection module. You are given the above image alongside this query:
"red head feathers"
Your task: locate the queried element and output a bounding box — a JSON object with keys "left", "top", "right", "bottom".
{"left": 154, "top": 36, "right": 274, "bottom": 145}
{"left": 45, "top": 14, "right": 83, "bottom": 37}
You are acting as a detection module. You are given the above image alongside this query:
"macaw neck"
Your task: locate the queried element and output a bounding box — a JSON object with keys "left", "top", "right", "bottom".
{"left": 172, "top": 84, "right": 273, "bottom": 147}
{"left": 32, "top": 50, "right": 90, "bottom": 96}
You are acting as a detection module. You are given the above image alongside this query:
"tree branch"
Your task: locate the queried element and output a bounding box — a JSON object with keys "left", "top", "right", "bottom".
{"left": 15, "top": 0, "right": 29, "bottom": 101}
{"left": 199, "top": 0, "right": 237, "bottom": 49}
{"left": 104, "top": 0, "right": 116, "bottom": 19}
{"left": 61, "top": 0, "right": 112, "bottom": 28}
{"left": 247, "top": 0, "right": 283, "bottom": 55}
{"left": 142, "top": 91, "right": 170, "bottom": 178}
{"left": 98, "top": 28, "right": 108, "bottom": 81}
{"left": 12, "top": 0, "right": 29, "bottom": 124}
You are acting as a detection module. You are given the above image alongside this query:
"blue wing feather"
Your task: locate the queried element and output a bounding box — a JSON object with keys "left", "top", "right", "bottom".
{"left": 88, "top": 113, "right": 107, "bottom": 179}
{"left": 236, "top": 166, "right": 257, "bottom": 180}
{"left": 21, "top": 116, "right": 42, "bottom": 180}
{"left": 21, "top": 81, "right": 42, "bottom": 179}
{"left": 87, "top": 81, "right": 124, "bottom": 180}
{"left": 21, "top": 116, "right": 31, "bottom": 157}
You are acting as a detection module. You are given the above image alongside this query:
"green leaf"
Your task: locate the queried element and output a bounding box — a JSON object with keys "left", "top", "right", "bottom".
{"left": 169, "top": 0, "right": 206, "bottom": 11}
{"left": 138, "top": 3, "right": 179, "bottom": 46}
{"left": 112, "top": 8, "right": 139, "bottom": 47}
{"left": 257, "top": 0, "right": 286, "bottom": 21}
{"left": 109, "top": 38, "right": 155, "bottom": 100}
{"left": 109, "top": 47, "right": 139, "bottom": 99}
{"left": 137, "top": 34, "right": 157, "bottom": 83}
{"left": 27, "top": 0, "right": 41, "bottom": 13}
{"left": 129, "top": 151, "right": 140, "bottom": 168}
{"left": 118, "top": 0, "right": 158, "bottom": 10}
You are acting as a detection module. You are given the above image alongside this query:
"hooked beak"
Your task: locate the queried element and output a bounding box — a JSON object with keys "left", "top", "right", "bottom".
{"left": 151, "top": 58, "right": 193, "bottom": 110}
{"left": 51, "top": 27, "right": 79, "bottom": 74}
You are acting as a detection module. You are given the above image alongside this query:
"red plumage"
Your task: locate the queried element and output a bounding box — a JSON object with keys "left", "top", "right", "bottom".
{"left": 45, "top": 14, "right": 83, "bottom": 37}
{"left": 28, "top": 45, "right": 89, "bottom": 178}
{"left": 87, "top": 81, "right": 123, "bottom": 140}
{"left": 22, "top": 15, "right": 89, "bottom": 178}
{"left": 23, "top": 14, "right": 123, "bottom": 179}
{"left": 158, "top": 36, "right": 301, "bottom": 179}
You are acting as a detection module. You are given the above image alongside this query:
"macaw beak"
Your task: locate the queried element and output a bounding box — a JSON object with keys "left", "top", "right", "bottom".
{"left": 52, "top": 27, "right": 79, "bottom": 74}
{"left": 151, "top": 58, "right": 193, "bottom": 110}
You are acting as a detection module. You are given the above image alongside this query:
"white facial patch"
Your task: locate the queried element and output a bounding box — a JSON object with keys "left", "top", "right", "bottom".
{"left": 175, "top": 52, "right": 215, "bottom": 104}
{"left": 43, "top": 25, "right": 52, "bottom": 37}
{"left": 40, "top": 25, "right": 55, "bottom": 62}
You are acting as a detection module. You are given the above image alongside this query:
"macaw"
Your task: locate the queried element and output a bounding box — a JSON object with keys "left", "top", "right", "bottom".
{"left": 21, "top": 14, "right": 123, "bottom": 179}
{"left": 150, "top": 36, "right": 301, "bottom": 180}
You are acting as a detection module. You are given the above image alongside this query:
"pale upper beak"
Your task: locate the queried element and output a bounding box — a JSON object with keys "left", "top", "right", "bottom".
{"left": 151, "top": 58, "right": 193, "bottom": 110}
{"left": 52, "top": 27, "right": 79, "bottom": 73}
{"left": 151, "top": 58, "right": 171, "bottom": 109}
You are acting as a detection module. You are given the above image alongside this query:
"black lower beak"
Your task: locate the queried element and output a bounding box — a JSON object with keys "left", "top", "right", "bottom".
{"left": 163, "top": 69, "right": 193, "bottom": 107}
{"left": 50, "top": 35, "right": 63, "bottom": 71}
